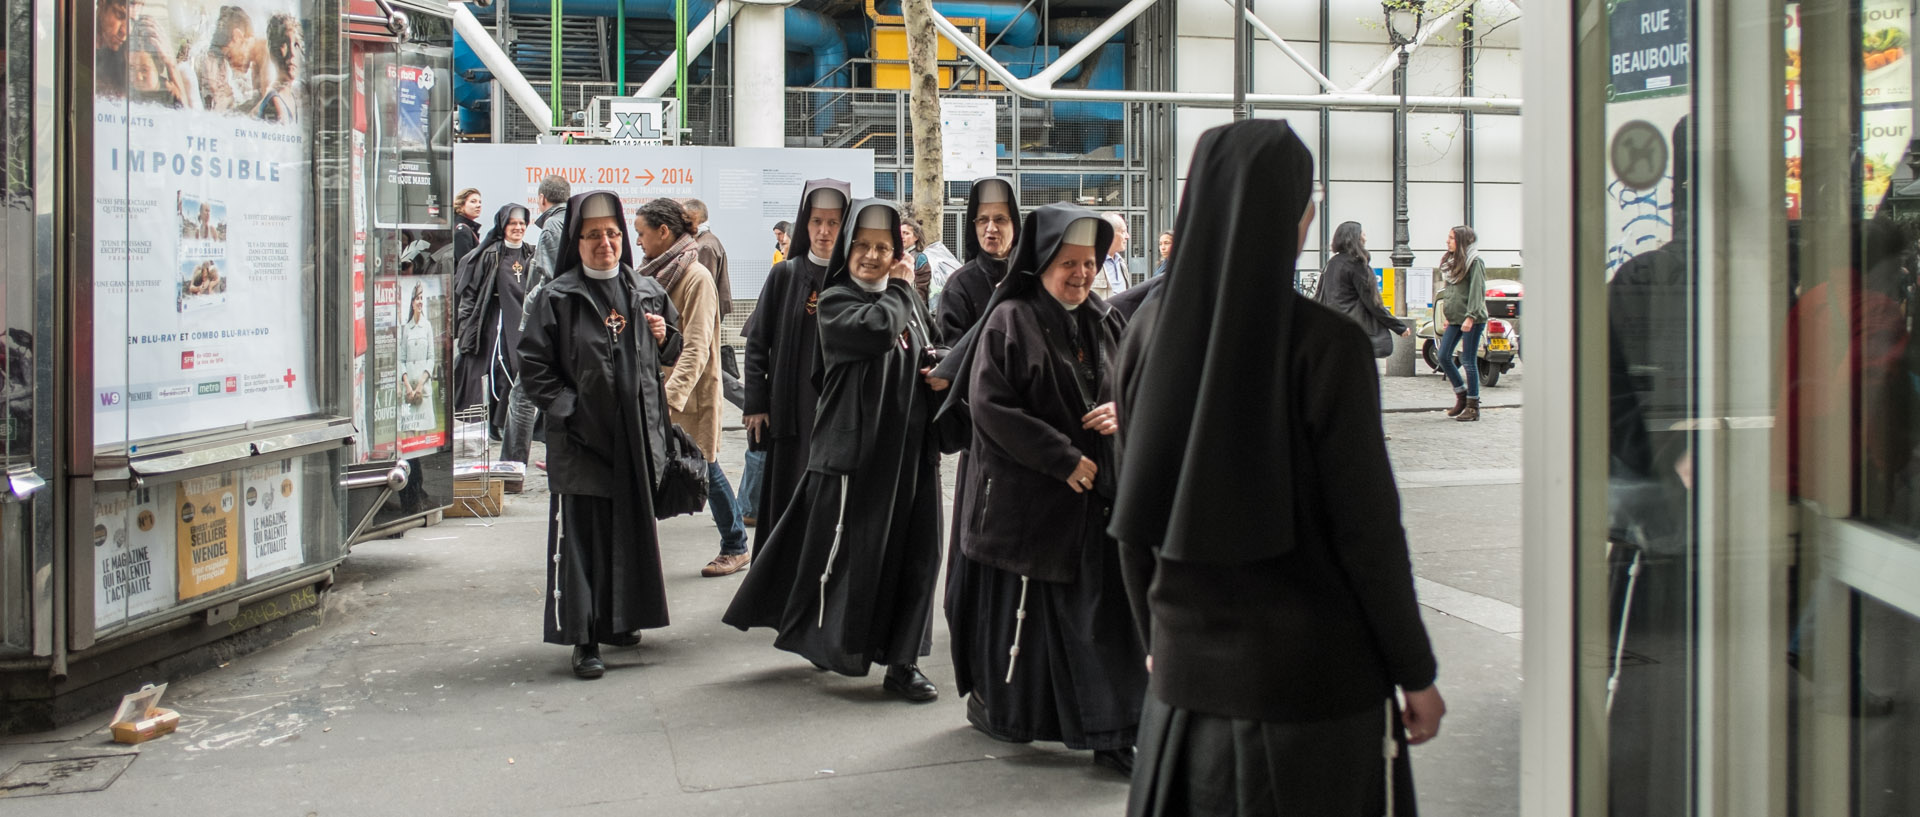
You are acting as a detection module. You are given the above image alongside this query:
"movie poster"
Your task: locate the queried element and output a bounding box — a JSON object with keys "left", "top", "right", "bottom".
{"left": 92, "top": 0, "right": 316, "bottom": 446}
{"left": 242, "top": 457, "right": 303, "bottom": 579}
{"left": 175, "top": 471, "right": 240, "bottom": 600}
{"left": 93, "top": 486, "right": 177, "bottom": 631}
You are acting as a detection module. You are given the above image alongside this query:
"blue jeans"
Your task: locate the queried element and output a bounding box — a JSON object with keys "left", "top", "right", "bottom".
{"left": 708, "top": 460, "right": 748, "bottom": 555}
{"left": 1438, "top": 322, "right": 1484, "bottom": 399}
{"left": 737, "top": 449, "right": 765, "bottom": 519}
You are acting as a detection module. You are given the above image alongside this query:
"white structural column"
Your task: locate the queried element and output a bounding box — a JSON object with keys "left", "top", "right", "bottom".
{"left": 732, "top": 2, "right": 787, "bottom": 147}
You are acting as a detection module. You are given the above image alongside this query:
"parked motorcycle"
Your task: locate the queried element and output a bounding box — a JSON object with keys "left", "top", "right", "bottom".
{"left": 1417, "top": 312, "right": 1520, "bottom": 387}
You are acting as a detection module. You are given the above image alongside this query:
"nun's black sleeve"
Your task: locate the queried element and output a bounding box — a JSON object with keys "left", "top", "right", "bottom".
{"left": 1303, "top": 328, "right": 1439, "bottom": 692}
{"left": 516, "top": 287, "right": 577, "bottom": 422}
{"left": 1117, "top": 540, "right": 1156, "bottom": 650}
{"left": 816, "top": 281, "right": 913, "bottom": 366}
{"left": 741, "top": 271, "right": 778, "bottom": 416}
{"left": 970, "top": 318, "right": 1082, "bottom": 481}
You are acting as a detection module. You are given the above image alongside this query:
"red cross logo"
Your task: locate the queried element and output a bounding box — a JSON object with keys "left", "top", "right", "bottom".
{"left": 282, "top": 369, "right": 298, "bottom": 389}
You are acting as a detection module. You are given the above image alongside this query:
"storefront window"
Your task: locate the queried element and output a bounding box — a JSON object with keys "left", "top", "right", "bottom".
{"left": 0, "top": 0, "right": 45, "bottom": 655}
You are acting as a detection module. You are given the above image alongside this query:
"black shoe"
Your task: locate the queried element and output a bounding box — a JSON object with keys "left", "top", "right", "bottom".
{"left": 571, "top": 644, "right": 605, "bottom": 679}
{"left": 1093, "top": 747, "right": 1135, "bottom": 777}
{"left": 601, "top": 632, "right": 642, "bottom": 647}
{"left": 883, "top": 665, "right": 938, "bottom": 702}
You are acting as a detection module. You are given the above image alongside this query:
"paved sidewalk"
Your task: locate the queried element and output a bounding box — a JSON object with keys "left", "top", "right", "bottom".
{"left": 0, "top": 401, "right": 1523, "bottom": 816}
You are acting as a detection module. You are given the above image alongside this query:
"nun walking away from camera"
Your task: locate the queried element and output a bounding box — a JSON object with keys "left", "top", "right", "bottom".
{"left": 1112, "top": 120, "right": 1445, "bottom": 816}
{"left": 723, "top": 199, "right": 950, "bottom": 702}
{"left": 943, "top": 203, "right": 1147, "bottom": 777}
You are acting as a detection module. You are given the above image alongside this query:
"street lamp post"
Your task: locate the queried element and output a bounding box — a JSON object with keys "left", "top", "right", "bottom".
{"left": 1382, "top": 0, "right": 1423, "bottom": 376}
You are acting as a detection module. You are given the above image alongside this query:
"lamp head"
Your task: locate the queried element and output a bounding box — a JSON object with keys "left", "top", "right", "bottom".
{"left": 1383, "top": 0, "right": 1425, "bottom": 45}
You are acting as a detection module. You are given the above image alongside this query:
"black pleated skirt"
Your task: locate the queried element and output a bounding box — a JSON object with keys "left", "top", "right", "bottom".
{"left": 947, "top": 534, "right": 1148, "bottom": 751}
{"left": 1128, "top": 693, "right": 1419, "bottom": 817}
{"left": 751, "top": 431, "right": 813, "bottom": 557}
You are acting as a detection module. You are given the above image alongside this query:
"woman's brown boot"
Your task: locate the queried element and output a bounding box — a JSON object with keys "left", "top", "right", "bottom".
{"left": 1456, "top": 398, "right": 1480, "bottom": 422}
{"left": 1446, "top": 392, "right": 1468, "bottom": 417}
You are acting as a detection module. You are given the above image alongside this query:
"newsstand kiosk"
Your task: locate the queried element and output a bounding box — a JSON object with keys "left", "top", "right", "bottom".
{"left": 0, "top": 0, "right": 460, "bottom": 730}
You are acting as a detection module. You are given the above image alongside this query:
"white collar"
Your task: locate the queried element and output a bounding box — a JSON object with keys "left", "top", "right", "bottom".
{"left": 583, "top": 263, "right": 620, "bottom": 280}
{"left": 504, "top": 239, "right": 525, "bottom": 249}
{"left": 807, "top": 251, "right": 831, "bottom": 267}
{"left": 853, "top": 276, "right": 888, "bottom": 293}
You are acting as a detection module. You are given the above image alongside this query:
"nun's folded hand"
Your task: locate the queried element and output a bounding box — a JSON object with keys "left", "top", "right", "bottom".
{"left": 920, "top": 368, "right": 950, "bottom": 391}
{"left": 1081, "top": 402, "right": 1118, "bottom": 436}
{"left": 1401, "top": 685, "right": 1447, "bottom": 745}
{"left": 644, "top": 312, "right": 667, "bottom": 342}
{"left": 889, "top": 259, "right": 915, "bottom": 282}
{"left": 1066, "top": 457, "right": 1098, "bottom": 493}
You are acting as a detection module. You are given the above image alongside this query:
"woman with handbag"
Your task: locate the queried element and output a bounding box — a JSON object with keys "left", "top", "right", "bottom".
{"left": 723, "top": 198, "right": 950, "bottom": 701}
{"left": 1313, "top": 221, "right": 1409, "bottom": 358}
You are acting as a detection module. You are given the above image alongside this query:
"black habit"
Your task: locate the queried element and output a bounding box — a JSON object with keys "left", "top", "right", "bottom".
{"left": 1110, "top": 121, "right": 1435, "bottom": 817}
{"left": 454, "top": 204, "right": 535, "bottom": 431}
{"left": 724, "top": 199, "right": 946, "bottom": 676}
{"left": 742, "top": 178, "right": 853, "bottom": 556}
{"left": 518, "top": 191, "right": 684, "bottom": 646}
{"left": 933, "top": 176, "right": 1022, "bottom": 345}
{"left": 943, "top": 203, "right": 1147, "bottom": 751}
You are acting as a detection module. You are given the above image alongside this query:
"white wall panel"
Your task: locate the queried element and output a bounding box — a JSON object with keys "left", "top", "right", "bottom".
{"left": 1250, "top": 0, "right": 1323, "bottom": 41}
{"left": 1471, "top": 181, "right": 1523, "bottom": 254}
{"left": 1178, "top": 0, "right": 1237, "bottom": 37}
{"left": 1471, "top": 115, "right": 1523, "bottom": 183}
{"left": 1174, "top": 105, "right": 1238, "bottom": 184}
{"left": 1177, "top": 35, "right": 1237, "bottom": 94}
{"left": 1469, "top": 48, "right": 1524, "bottom": 97}
{"left": 1325, "top": 180, "right": 1393, "bottom": 239}
{"left": 1407, "top": 181, "right": 1468, "bottom": 264}
{"left": 1254, "top": 42, "right": 1331, "bottom": 96}
{"left": 1328, "top": 111, "right": 1394, "bottom": 179}
{"left": 1407, "top": 112, "right": 1468, "bottom": 182}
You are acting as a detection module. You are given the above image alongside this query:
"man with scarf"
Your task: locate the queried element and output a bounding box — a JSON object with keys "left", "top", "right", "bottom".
{"left": 724, "top": 198, "right": 947, "bottom": 702}
{"left": 518, "top": 191, "right": 683, "bottom": 680}
{"left": 942, "top": 203, "right": 1146, "bottom": 776}
{"left": 1112, "top": 121, "right": 1443, "bottom": 815}
{"left": 453, "top": 203, "right": 535, "bottom": 436}
{"left": 633, "top": 198, "right": 749, "bottom": 577}
{"left": 741, "top": 179, "right": 852, "bottom": 555}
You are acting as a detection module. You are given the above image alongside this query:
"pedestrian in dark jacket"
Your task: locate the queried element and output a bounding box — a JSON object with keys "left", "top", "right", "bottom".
{"left": 723, "top": 198, "right": 948, "bottom": 702}
{"left": 500, "top": 174, "right": 572, "bottom": 467}
{"left": 517, "top": 190, "right": 684, "bottom": 680}
{"left": 453, "top": 187, "right": 483, "bottom": 266}
{"left": 942, "top": 202, "right": 1147, "bottom": 776}
{"left": 1314, "top": 220, "right": 1409, "bottom": 357}
{"left": 1111, "top": 120, "right": 1443, "bottom": 816}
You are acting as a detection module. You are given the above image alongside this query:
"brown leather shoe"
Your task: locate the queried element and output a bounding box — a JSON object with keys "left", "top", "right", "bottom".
{"left": 742, "top": 514, "right": 757, "bottom": 528}
{"left": 1446, "top": 391, "right": 1468, "bottom": 417}
{"left": 701, "top": 552, "right": 750, "bottom": 577}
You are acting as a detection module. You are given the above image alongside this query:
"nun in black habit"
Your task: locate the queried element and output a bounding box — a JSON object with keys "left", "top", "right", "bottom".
{"left": 943, "top": 203, "right": 1147, "bottom": 774}
{"left": 517, "top": 191, "right": 684, "bottom": 680}
{"left": 1111, "top": 120, "right": 1444, "bottom": 816}
{"left": 453, "top": 203, "right": 536, "bottom": 433}
{"left": 932, "top": 176, "right": 1021, "bottom": 344}
{"left": 742, "top": 179, "right": 853, "bottom": 556}
{"left": 723, "top": 198, "right": 948, "bottom": 701}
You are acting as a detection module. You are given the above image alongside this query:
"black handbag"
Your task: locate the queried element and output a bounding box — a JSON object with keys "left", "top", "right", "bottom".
{"left": 653, "top": 423, "right": 709, "bottom": 520}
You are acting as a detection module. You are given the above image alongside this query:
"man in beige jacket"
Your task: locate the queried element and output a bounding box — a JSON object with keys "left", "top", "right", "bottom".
{"left": 634, "top": 199, "right": 749, "bottom": 576}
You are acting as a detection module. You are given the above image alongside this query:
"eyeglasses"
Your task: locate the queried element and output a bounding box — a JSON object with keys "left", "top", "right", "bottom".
{"left": 850, "top": 240, "right": 895, "bottom": 257}
{"left": 581, "top": 230, "right": 622, "bottom": 243}
{"left": 973, "top": 216, "right": 1013, "bottom": 228}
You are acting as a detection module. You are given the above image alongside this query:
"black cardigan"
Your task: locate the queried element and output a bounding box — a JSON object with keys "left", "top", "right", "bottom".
{"left": 1315, "top": 253, "right": 1405, "bottom": 354}
{"left": 1116, "top": 297, "right": 1437, "bottom": 723}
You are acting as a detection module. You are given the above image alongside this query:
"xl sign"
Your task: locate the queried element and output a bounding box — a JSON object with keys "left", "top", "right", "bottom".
{"left": 606, "top": 99, "right": 668, "bottom": 146}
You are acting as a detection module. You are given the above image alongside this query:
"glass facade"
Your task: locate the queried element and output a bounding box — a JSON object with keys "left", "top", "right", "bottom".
{"left": 1534, "top": 0, "right": 1920, "bottom": 812}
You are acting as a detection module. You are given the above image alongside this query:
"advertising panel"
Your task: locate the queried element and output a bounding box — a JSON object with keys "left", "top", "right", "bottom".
{"left": 940, "top": 98, "right": 997, "bottom": 182}
{"left": 92, "top": 0, "right": 317, "bottom": 446}
{"left": 365, "top": 49, "right": 453, "bottom": 229}
{"left": 243, "top": 457, "right": 304, "bottom": 579}
{"left": 93, "top": 486, "right": 177, "bottom": 631}
{"left": 176, "top": 472, "right": 241, "bottom": 600}
{"left": 453, "top": 145, "right": 875, "bottom": 297}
